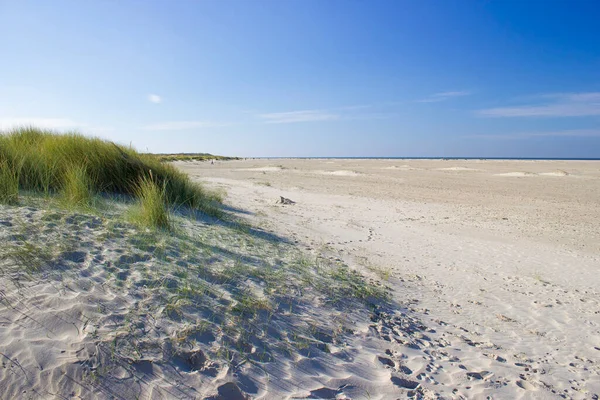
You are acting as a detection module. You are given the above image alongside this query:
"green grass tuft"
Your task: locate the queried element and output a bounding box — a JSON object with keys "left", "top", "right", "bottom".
{"left": 61, "top": 165, "right": 95, "bottom": 208}
{"left": 130, "top": 176, "right": 171, "bottom": 229}
{"left": 0, "top": 161, "right": 20, "bottom": 205}
{"left": 0, "top": 127, "right": 222, "bottom": 215}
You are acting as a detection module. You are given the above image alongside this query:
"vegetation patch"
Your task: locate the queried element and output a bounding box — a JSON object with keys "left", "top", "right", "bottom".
{"left": 0, "top": 160, "right": 20, "bottom": 205}
{"left": 60, "top": 165, "right": 96, "bottom": 208}
{"left": 154, "top": 153, "right": 240, "bottom": 162}
{"left": 0, "top": 127, "right": 222, "bottom": 218}
{"left": 129, "top": 176, "right": 171, "bottom": 230}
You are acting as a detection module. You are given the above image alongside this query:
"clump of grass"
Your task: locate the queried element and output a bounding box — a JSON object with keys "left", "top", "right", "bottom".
{"left": 61, "top": 165, "right": 95, "bottom": 208}
{"left": 0, "top": 161, "right": 20, "bottom": 205}
{"left": 130, "top": 176, "right": 171, "bottom": 230}
{"left": 0, "top": 127, "right": 222, "bottom": 215}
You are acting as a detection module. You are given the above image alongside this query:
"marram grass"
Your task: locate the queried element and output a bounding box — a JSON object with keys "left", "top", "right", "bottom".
{"left": 61, "top": 165, "right": 95, "bottom": 208}
{"left": 0, "top": 160, "right": 20, "bottom": 205}
{"left": 0, "top": 127, "right": 223, "bottom": 221}
{"left": 130, "top": 176, "right": 171, "bottom": 230}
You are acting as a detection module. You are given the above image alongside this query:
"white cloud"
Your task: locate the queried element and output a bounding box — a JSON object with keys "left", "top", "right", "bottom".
{"left": 258, "top": 110, "right": 340, "bottom": 124}
{"left": 0, "top": 118, "right": 84, "bottom": 130}
{"left": 465, "top": 129, "right": 600, "bottom": 139}
{"left": 142, "top": 121, "right": 228, "bottom": 131}
{"left": 148, "top": 94, "right": 162, "bottom": 104}
{"left": 478, "top": 92, "right": 600, "bottom": 117}
{"left": 417, "top": 91, "right": 471, "bottom": 103}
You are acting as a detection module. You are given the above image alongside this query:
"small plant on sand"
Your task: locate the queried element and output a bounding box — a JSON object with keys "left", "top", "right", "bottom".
{"left": 231, "top": 292, "right": 272, "bottom": 318}
{"left": 130, "top": 176, "right": 171, "bottom": 230}
{"left": 0, "top": 161, "right": 20, "bottom": 205}
{"left": 0, "top": 242, "right": 54, "bottom": 275}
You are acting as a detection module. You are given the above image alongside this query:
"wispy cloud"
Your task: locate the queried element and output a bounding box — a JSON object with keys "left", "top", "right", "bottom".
{"left": 465, "top": 129, "right": 600, "bottom": 140}
{"left": 142, "top": 121, "right": 228, "bottom": 131}
{"left": 258, "top": 110, "right": 340, "bottom": 124}
{"left": 417, "top": 91, "right": 471, "bottom": 103}
{"left": 0, "top": 118, "right": 84, "bottom": 130}
{"left": 478, "top": 92, "right": 600, "bottom": 117}
{"left": 148, "top": 94, "right": 162, "bottom": 104}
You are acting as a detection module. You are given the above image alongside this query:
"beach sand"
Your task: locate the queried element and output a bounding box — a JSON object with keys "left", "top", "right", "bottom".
{"left": 1, "top": 158, "right": 598, "bottom": 399}
{"left": 173, "top": 158, "right": 600, "bottom": 399}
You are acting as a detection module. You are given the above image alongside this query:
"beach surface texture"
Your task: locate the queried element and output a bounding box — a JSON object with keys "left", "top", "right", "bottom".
{"left": 173, "top": 158, "right": 600, "bottom": 399}
{"left": 1, "top": 157, "right": 599, "bottom": 399}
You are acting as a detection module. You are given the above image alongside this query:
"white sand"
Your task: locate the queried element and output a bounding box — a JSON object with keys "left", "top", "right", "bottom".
{"left": 1, "top": 158, "right": 598, "bottom": 399}
{"left": 382, "top": 165, "right": 422, "bottom": 170}
{"left": 1, "top": 204, "right": 400, "bottom": 399}
{"left": 317, "top": 170, "right": 362, "bottom": 176}
{"left": 175, "top": 158, "right": 600, "bottom": 399}
{"left": 495, "top": 172, "right": 539, "bottom": 177}
{"left": 435, "top": 167, "right": 482, "bottom": 171}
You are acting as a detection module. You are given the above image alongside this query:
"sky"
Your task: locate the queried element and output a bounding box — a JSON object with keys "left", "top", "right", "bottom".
{"left": 1, "top": 0, "right": 599, "bottom": 158}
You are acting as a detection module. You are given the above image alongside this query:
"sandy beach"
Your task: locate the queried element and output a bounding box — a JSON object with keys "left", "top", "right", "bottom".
{"left": 4, "top": 1, "right": 600, "bottom": 398}
{"left": 1, "top": 156, "right": 599, "bottom": 399}
{"left": 173, "top": 158, "right": 600, "bottom": 399}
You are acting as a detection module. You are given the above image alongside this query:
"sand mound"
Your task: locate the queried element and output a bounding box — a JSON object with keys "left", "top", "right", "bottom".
{"left": 382, "top": 165, "right": 420, "bottom": 170}
{"left": 318, "top": 170, "right": 362, "bottom": 176}
{"left": 239, "top": 166, "right": 283, "bottom": 172}
{"left": 435, "top": 167, "right": 482, "bottom": 172}
{"left": 494, "top": 171, "right": 538, "bottom": 177}
{"left": 540, "top": 170, "right": 569, "bottom": 177}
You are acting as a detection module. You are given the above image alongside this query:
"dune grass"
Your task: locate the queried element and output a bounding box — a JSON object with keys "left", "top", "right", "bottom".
{"left": 130, "top": 176, "right": 171, "bottom": 229}
{"left": 155, "top": 153, "right": 240, "bottom": 162}
{"left": 0, "top": 127, "right": 222, "bottom": 223}
{"left": 61, "top": 165, "right": 96, "bottom": 208}
{"left": 0, "top": 160, "right": 20, "bottom": 205}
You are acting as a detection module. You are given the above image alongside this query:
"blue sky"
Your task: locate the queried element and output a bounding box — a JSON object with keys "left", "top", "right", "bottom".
{"left": 1, "top": 0, "right": 599, "bottom": 157}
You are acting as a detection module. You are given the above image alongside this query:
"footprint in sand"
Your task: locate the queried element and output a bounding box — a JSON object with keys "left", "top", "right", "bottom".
{"left": 390, "top": 376, "right": 420, "bottom": 389}
{"left": 516, "top": 379, "right": 537, "bottom": 391}
{"left": 416, "top": 372, "right": 436, "bottom": 384}
{"left": 425, "top": 362, "right": 443, "bottom": 374}
{"left": 377, "top": 355, "right": 396, "bottom": 368}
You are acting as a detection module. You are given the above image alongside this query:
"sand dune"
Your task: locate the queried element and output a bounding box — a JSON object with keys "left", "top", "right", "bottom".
{"left": 540, "top": 170, "right": 570, "bottom": 176}
{"left": 318, "top": 170, "right": 363, "bottom": 176}
{"left": 238, "top": 166, "right": 284, "bottom": 172}
{"left": 435, "top": 166, "right": 482, "bottom": 171}
{"left": 494, "top": 171, "right": 539, "bottom": 176}
{"left": 496, "top": 170, "right": 571, "bottom": 177}
{"left": 382, "top": 165, "right": 421, "bottom": 170}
